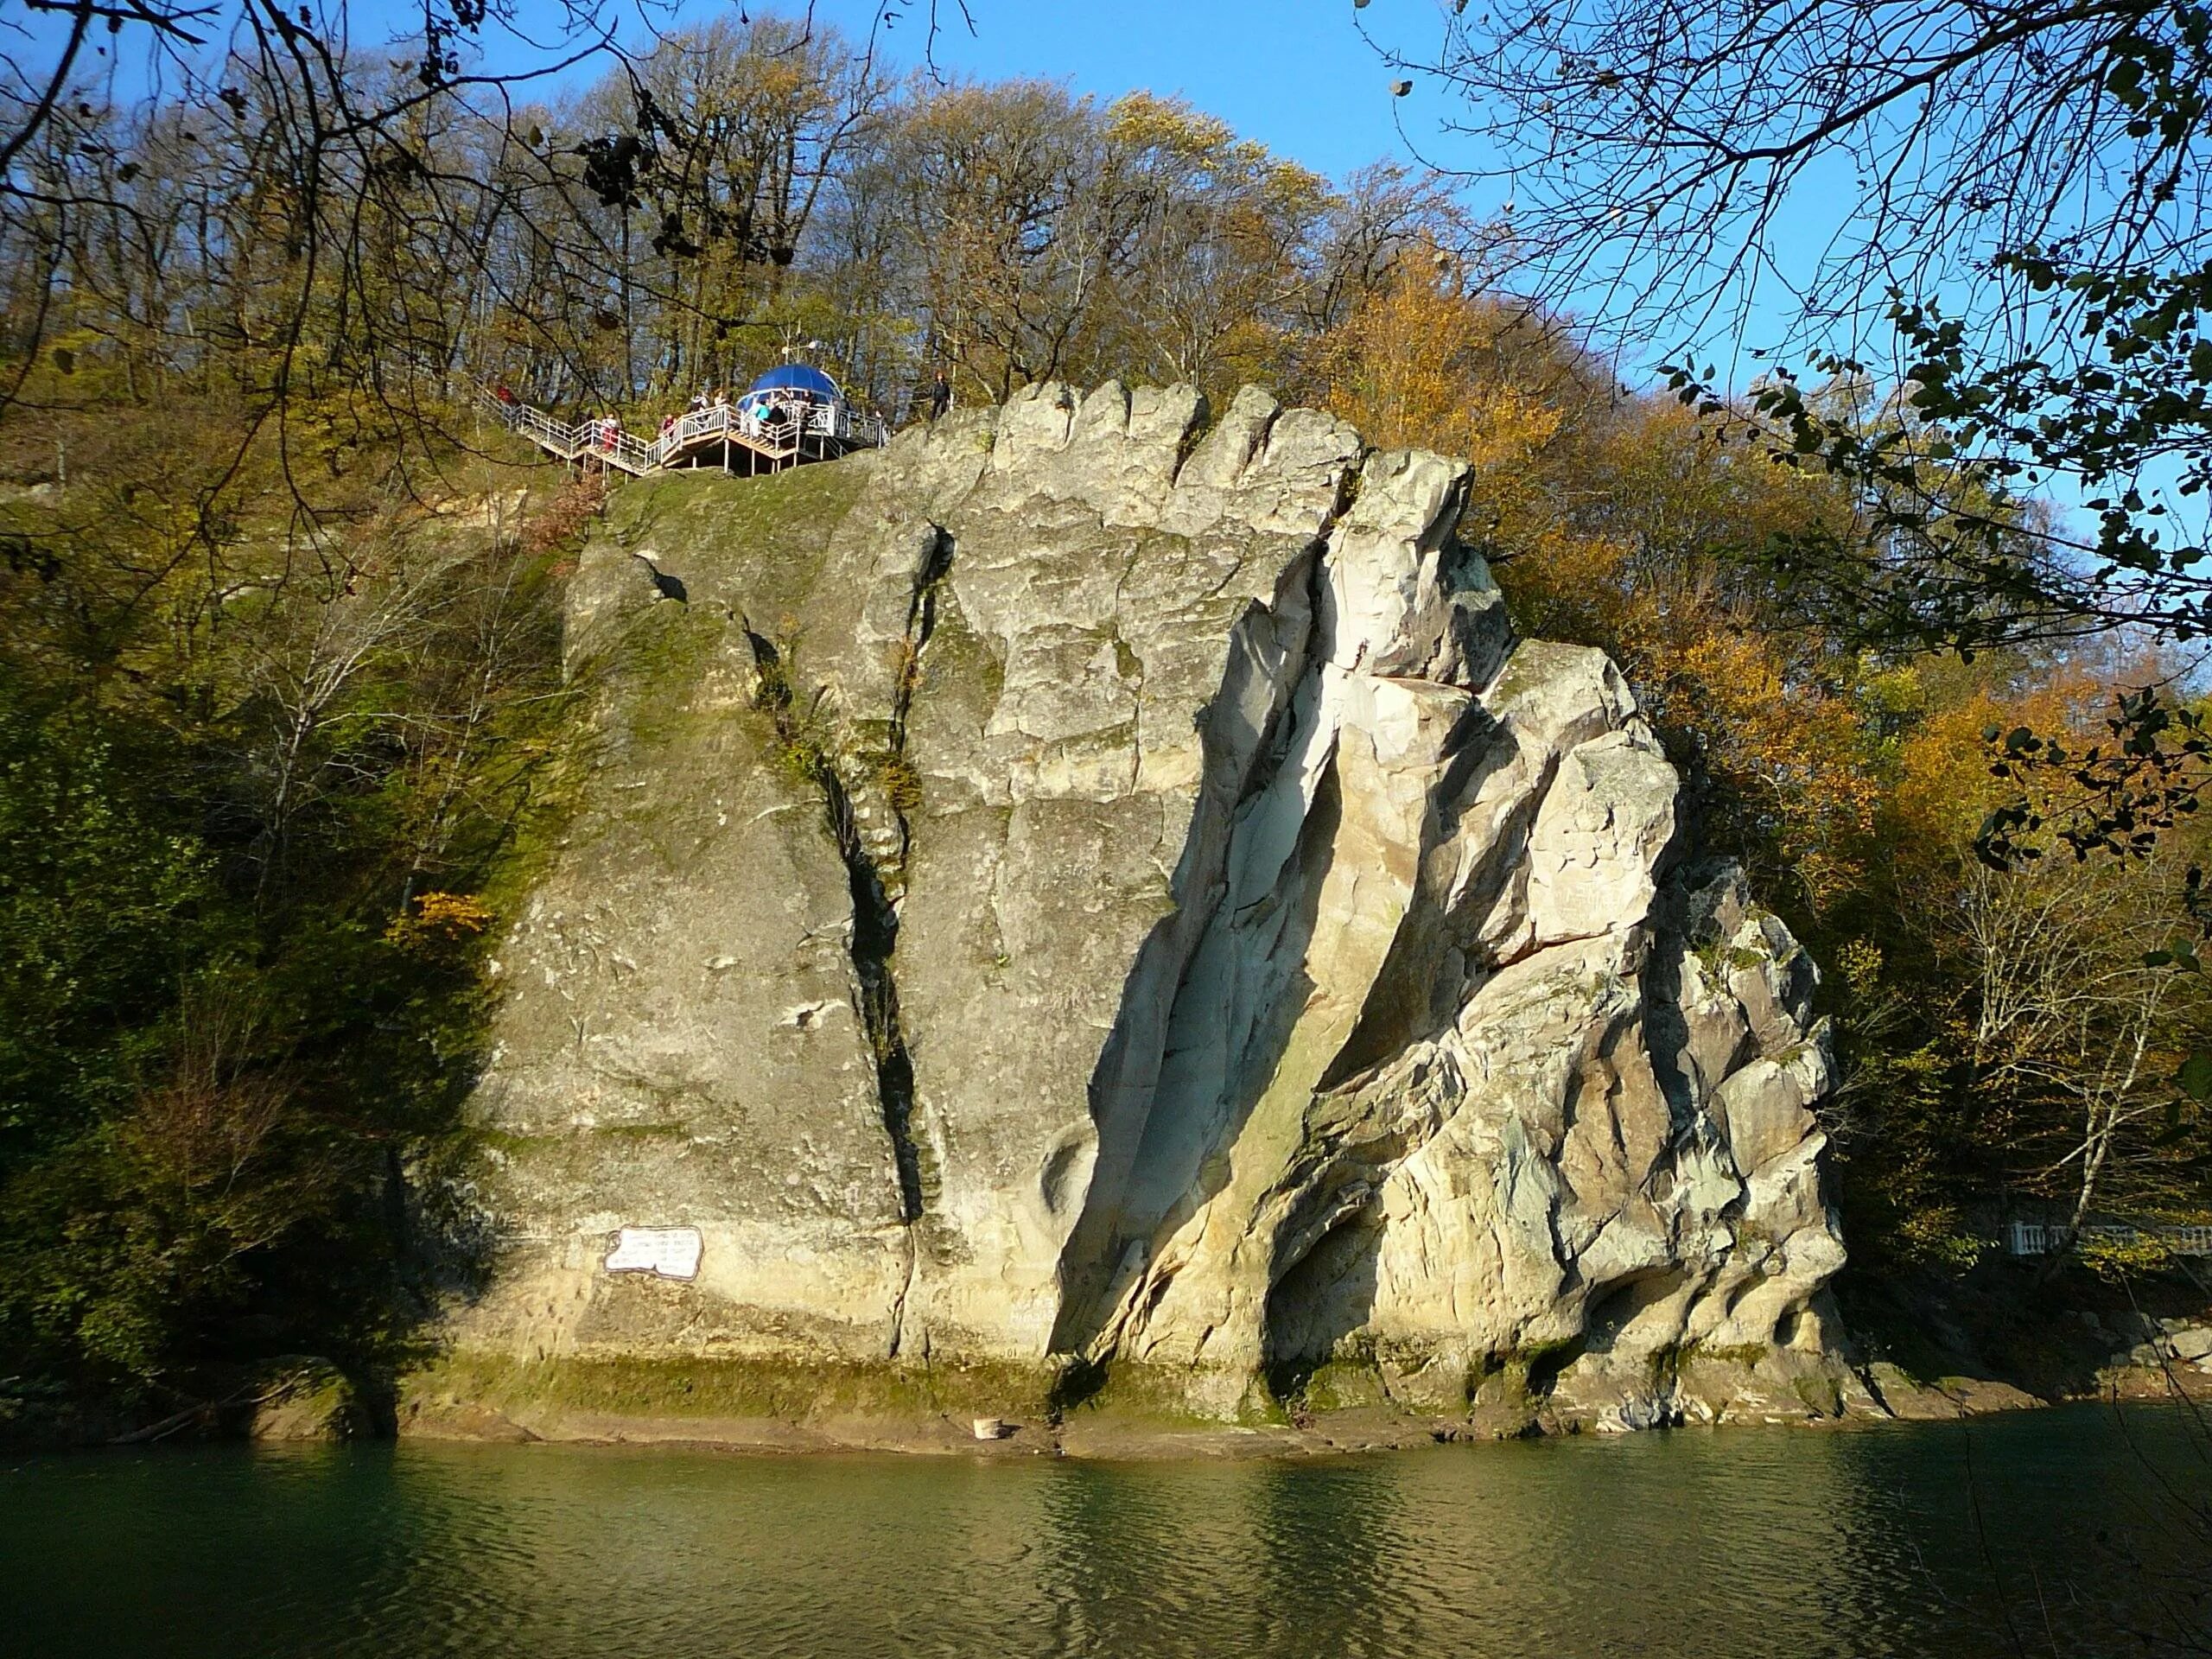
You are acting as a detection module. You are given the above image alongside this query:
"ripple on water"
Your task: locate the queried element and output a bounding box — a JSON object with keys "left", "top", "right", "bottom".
{"left": 5, "top": 1404, "right": 2209, "bottom": 1659}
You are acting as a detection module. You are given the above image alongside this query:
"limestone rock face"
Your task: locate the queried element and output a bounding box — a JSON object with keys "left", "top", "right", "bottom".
{"left": 450, "top": 381, "right": 1853, "bottom": 1430}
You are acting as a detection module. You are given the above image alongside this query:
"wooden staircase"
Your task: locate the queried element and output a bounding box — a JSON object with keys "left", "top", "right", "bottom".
{"left": 482, "top": 388, "right": 886, "bottom": 477}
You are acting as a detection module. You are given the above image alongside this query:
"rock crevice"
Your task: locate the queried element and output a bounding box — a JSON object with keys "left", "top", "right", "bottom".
{"left": 741, "top": 620, "right": 928, "bottom": 1230}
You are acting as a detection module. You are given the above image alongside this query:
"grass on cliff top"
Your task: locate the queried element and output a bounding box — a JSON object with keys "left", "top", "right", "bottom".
{"left": 601, "top": 454, "right": 874, "bottom": 626}
{"left": 546, "top": 456, "right": 878, "bottom": 822}
{"left": 477, "top": 461, "right": 876, "bottom": 911}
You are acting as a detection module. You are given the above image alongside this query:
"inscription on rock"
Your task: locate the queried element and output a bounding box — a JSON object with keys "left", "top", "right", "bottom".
{"left": 604, "top": 1226, "right": 703, "bottom": 1281}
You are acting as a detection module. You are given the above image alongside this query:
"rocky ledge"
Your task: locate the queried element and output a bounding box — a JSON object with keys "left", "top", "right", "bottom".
{"left": 435, "top": 380, "right": 1867, "bottom": 1441}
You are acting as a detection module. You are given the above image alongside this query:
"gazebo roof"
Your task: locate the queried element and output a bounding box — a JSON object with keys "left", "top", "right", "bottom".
{"left": 745, "top": 363, "right": 841, "bottom": 400}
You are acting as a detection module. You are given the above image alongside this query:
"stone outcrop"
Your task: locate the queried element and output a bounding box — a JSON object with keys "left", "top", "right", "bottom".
{"left": 445, "top": 381, "right": 1856, "bottom": 1433}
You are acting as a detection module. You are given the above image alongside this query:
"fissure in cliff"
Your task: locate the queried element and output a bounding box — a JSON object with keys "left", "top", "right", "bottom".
{"left": 743, "top": 616, "right": 930, "bottom": 1226}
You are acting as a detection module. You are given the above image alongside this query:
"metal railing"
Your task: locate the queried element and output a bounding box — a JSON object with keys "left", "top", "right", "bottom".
{"left": 480, "top": 387, "right": 887, "bottom": 475}
{"left": 2005, "top": 1220, "right": 2212, "bottom": 1257}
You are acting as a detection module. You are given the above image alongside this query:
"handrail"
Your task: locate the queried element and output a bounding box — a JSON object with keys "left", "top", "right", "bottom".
{"left": 2005, "top": 1219, "right": 2212, "bottom": 1256}
{"left": 479, "top": 386, "right": 887, "bottom": 476}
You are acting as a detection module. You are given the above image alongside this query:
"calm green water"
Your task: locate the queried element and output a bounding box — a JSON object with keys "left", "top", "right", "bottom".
{"left": 5, "top": 1404, "right": 2209, "bottom": 1658}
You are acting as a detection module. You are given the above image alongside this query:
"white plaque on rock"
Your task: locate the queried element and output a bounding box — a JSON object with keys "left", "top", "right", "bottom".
{"left": 603, "top": 1226, "right": 703, "bottom": 1281}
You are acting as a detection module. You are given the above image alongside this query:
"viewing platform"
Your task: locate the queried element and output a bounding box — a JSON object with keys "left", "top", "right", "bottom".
{"left": 484, "top": 364, "right": 888, "bottom": 479}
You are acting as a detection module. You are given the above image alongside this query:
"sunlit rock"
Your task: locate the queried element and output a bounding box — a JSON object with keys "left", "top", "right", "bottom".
{"left": 441, "top": 383, "right": 1856, "bottom": 1433}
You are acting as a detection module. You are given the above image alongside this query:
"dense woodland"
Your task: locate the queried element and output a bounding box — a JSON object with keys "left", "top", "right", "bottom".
{"left": 1, "top": 7, "right": 2207, "bottom": 1417}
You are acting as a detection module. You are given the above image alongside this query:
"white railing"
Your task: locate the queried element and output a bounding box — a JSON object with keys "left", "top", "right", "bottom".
{"left": 2006, "top": 1220, "right": 2212, "bottom": 1257}
{"left": 480, "top": 387, "right": 887, "bottom": 476}
{"left": 489, "top": 398, "right": 658, "bottom": 474}
{"left": 645, "top": 397, "right": 887, "bottom": 462}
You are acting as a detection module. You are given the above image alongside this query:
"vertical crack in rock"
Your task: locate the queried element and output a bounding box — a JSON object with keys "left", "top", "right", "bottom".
{"left": 742, "top": 550, "right": 949, "bottom": 1234}
{"left": 882, "top": 530, "right": 956, "bottom": 877}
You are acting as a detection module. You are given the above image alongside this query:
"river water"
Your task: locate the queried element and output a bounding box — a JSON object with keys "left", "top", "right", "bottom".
{"left": 6, "top": 1402, "right": 2209, "bottom": 1658}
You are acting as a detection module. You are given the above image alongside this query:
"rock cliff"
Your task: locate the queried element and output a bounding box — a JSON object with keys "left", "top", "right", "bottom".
{"left": 441, "top": 382, "right": 1858, "bottom": 1436}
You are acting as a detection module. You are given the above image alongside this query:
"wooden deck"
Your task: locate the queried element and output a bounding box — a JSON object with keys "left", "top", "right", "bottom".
{"left": 484, "top": 389, "right": 887, "bottom": 477}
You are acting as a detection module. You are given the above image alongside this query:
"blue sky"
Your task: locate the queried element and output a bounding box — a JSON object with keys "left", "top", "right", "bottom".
{"left": 795, "top": 0, "right": 1444, "bottom": 186}
{"left": 734, "top": 1, "right": 1807, "bottom": 372}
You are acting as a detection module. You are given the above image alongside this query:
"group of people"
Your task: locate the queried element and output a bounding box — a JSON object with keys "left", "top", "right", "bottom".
{"left": 650, "top": 387, "right": 799, "bottom": 444}
{"left": 494, "top": 368, "right": 950, "bottom": 461}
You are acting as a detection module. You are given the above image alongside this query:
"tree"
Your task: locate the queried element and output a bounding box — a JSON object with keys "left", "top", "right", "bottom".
{"left": 1376, "top": 0, "right": 2211, "bottom": 347}
{"left": 1949, "top": 846, "right": 2210, "bottom": 1256}
{"left": 1376, "top": 0, "right": 2212, "bottom": 865}
{"left": 572, "top": 17, "right": 893, "bottom": 398}
{"left": 1833, "top": 678, "right": 2212, "bottom": 1263}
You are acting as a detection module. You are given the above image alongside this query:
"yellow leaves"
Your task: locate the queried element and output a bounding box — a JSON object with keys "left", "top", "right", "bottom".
{"left": 1888, "top": 678, "right": 2094, "bottom": 858}
{"left": 1464, "top": 384, "right": 1564, "bottom": 475}
{"left": 1319, "top": 258, "right": 1557, "bottom": 462}
{"left": 385, "top": 890, "right": 494, "bottom": 951}
{"left": 1314, "top": 256, "right": 1614, "bottom": 563}
{"left": 1590, "top": 396, "right": 1851, "bottom": 558}
{"left": 1103, "top": 92, "right": 1324, "bottom": 219}
{"left": 1857, "top": 664, "right": 1928, "bottom": 727}
{"left": 1256, "top": 159, "right": 1331, "bottom": 218}
{"left": 1497, "top": 528, "right": 1630, "bottom": 645}
{"left": 1835, "top": 938, "right": 1885, "bottom": 999}
{"left": 1891, "top": 1207, "right": 1989, "bottom": 1270}
{"left": 1649, "top": 615, "right": 1880, "bottom": 907}
{"left": 1105, "top": 92, "right": 1236, "bottom": 162}
{"left": 2077, "top": 1230, "right": 2182, "bottom": 1280}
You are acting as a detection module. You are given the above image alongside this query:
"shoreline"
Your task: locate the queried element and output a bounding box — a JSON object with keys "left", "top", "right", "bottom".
{"left": 10, "top": 1355, "right": 2205, "bottom": 1460}
{"left": 382, "top": 1360, "right": 2211, "bottom": 1463}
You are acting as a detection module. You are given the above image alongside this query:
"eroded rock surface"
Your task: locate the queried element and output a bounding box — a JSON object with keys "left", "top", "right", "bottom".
{"left": 448, "top": 381, "right": 1855, "bottom": 1431}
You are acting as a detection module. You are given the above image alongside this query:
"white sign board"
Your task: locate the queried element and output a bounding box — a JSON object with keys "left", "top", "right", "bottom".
{"left": 603, "top": 1226, "right": 703, "bottom": 1281}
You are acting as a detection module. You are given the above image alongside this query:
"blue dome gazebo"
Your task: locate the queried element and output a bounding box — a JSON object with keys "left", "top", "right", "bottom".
{"left": 737, "top": 362, "right": 843, "bottom": 416}
{"left": 723, "top": 361, "right": 876, "bottom": 472}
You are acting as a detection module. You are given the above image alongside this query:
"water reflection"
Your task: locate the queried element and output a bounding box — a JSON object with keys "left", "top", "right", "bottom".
{"left": 7, "top": 1403, "right": 2208, "bottom": 1658}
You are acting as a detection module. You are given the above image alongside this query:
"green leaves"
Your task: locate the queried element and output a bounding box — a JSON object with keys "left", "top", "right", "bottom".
{"left": 2178, "top": 1050, "right": 2212, "bottom": 1102}
{"left": 0, "top": 474, "right": 574, "bottom": 1395}
{"left": 0, "top": 681, "right": 216, "bottom": 1143}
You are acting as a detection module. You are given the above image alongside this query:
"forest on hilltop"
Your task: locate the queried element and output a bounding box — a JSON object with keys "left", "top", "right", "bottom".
{"left": 0, "top": 4, "right": 2206, "bottom": 1419}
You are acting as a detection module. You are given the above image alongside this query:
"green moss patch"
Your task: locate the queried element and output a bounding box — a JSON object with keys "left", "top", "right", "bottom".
{"left": 409, "top": 1351, "right": 1065, "bottom": 1424}
{"left": 1299, "top": 1358, "right": 1391, "bottom": 1413}
{"left": 1071, "top": 1360, "right": 1290, "bottom": 1427}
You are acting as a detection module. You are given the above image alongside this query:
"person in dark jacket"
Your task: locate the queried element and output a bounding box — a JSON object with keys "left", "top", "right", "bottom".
{"left": 928, "top": 370, "right": 951, "bottom": 422}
